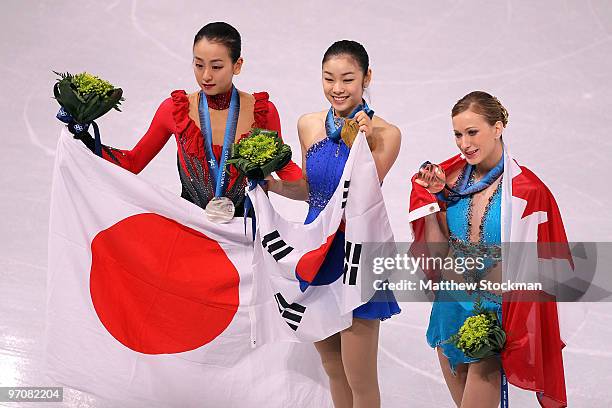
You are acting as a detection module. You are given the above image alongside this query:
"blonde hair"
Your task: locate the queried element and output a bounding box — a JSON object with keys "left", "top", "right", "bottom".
{"left": 452, "top": 91, "right": 509, "bottom": 127}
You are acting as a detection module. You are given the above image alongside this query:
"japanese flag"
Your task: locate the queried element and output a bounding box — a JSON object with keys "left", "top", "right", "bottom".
{"left": 45, "top": 130, "right": 330, "bottom": 407}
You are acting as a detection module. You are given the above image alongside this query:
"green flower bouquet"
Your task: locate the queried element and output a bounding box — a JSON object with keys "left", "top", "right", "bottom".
{"left": 53, "top": 71, "right": 124, "bottom": 155}
{"left": 445, "top": 298, "right": 506, "bottom": 359}
{"left": 54, "top": 71, "right": 123, "bottom": 124}
{"left": 227, "top": 128, "right": 292, "bottom": 180}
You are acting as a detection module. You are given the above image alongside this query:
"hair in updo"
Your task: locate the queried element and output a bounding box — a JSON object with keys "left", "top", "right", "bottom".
{"left": 452, "top": 91, "right": 509, "bottom": 127}
{"left": 322, "top": 40, "right": 369, "bottom": 75}
{"left": 193, "top": 22, "right": 241, "bottom": 63}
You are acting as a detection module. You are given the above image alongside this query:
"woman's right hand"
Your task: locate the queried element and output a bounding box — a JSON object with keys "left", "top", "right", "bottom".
{"left": 265, "top": 176, "right": 309, "bottom": 201}
{"left": 415, "top": 162, "right": 446, "bottom": 194}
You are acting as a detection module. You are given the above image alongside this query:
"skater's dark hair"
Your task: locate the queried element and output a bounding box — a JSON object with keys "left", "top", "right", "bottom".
{"left": 452, "top": 91, "right": 509, "bottom": 127}
{"left": 194, "top": 22, "right": 241, "bottom": 63}
{"left": 322, "top": 40, "right": 369, "bottom": 75}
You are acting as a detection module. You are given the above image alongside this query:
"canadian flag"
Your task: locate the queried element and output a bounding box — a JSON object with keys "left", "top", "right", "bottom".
{"left": 45, "top": 130, "right": 331, "bottom": 407}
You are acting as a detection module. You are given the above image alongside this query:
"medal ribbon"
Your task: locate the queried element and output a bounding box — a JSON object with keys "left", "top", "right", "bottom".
{"left": 501, "top": 368, "right": 509, "bottom": 408}
{"left": 198, "top": 86, "right": 240, "bottom": 197}
{"left": 325, "top": 100, "right": 374, "bottom": 142}
{"left": 436, "top": 152, "right": 504, "bottom": 202}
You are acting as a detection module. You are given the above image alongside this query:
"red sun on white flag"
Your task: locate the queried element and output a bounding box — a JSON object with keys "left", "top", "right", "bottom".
{"left": 89, "top": 213, "right": 240, "bottom": 354}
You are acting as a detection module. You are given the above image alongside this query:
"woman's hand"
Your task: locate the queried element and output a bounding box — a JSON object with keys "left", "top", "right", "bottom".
{"left": 354, "top": 110, "right": 373, "bottom": 138}
{"left": 262, "top": 175, "right": 274, "bottom": 194}
{"left": 415, "top": 162, "right": 446, "bottom": 194}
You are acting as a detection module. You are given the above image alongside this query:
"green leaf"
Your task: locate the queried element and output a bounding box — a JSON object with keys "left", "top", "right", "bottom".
{"left": 53, "top": 82, "right": 61, "bottom": 101}
{"left": 57, "top": 79, "right": 81, "bottom": 115}
{"left": 81, "top": 95, "right": 101, "bottom": 122}
{"left": 226, "top": 129, "right": 293, "bottom": 179}
{"left": 53, "top": 71, "right": 124, "bottom": 126}
{"left": 70, "top": 83, "right": 87, "bottom": 104}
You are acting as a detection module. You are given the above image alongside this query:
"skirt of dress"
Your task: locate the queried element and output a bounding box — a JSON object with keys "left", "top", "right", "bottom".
{"left": 426, "top": 289, "right": 501, "bottom": 374}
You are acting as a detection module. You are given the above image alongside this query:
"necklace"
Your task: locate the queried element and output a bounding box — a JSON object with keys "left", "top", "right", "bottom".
{"left": 205, "top": 88, "right": 233, "bottom": 110}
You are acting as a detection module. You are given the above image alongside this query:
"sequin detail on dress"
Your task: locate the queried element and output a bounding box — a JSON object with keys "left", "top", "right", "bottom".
{"left": 426, "top": 165, "right": 503, "bottom": 373}
{"left": 205, "top": 88, "right": 233, "bottom": 110}
{"left": 304, "top": 136, "right": 400, "bottom": 320}
{"left": 305, "top": 138, "right": 349, "bottom": 219}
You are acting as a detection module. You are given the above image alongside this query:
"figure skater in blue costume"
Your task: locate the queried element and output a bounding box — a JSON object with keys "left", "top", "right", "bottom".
{"left": 414, "top": 92, "right": 508, "bottom": 407}
{"left": 267, "top": 40, "right": 401, "bottom": 408}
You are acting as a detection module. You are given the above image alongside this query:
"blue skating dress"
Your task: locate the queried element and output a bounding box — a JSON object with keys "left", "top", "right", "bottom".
{"left": 426, "top": 170, "right": 503, "bottom": 373}
{"left": 304, "top": 136, "right": 401, "bottom": 320}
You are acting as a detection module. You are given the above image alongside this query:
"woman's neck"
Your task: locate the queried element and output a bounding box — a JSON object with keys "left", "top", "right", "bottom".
{"left": 205, "top": 85, "right": 233, "bottom": 110}
{"left": 474, "top": 142, "right": 503, "bottom": 178}
{"left": 334, "top": 101, "right": 363, "bottom": 118}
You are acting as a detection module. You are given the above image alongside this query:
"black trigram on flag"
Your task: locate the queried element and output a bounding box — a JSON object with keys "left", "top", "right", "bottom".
{"left": 341, "top": 180, "right": 350, "bottom": 209}
{"left": 274, "top": 292, "right": 306, "bottom": 331}
{"left": 262, "top": 230, "right": 293, "bottom": 261}
{"left": 343, "top": 241, "right": 362, "bottom": 285}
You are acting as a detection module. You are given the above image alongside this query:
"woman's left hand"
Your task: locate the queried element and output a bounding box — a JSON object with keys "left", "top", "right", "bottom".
{"left": 261, "top": 175, "right": 275, "bottom": 194}
{"left": 354, "top": 110, "right": 373, "bottom": 138}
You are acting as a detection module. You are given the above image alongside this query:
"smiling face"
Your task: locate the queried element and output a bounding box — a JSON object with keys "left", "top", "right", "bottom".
{"left": 452, "top": 107, "right": 504, "bottom": 169}
{"left": 192, "top": 39, "right": 243, "bottom": 95}
{"left": 322, "top": 55, "right": 371, "bottom": 117}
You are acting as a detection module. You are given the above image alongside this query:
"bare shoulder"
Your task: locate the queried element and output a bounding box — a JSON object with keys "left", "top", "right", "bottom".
{"left": 372, "top": 115, "right": 401, "bottom": 151}
{"left": 373, "top": 116, "right": 401, "bottom": 137}
{"left": 298, "top": 111, "right": 327, "bottom": 147}
{"left": 298, "top": 111, "right": 326, "bottom": 128}
{"left": 238, "top": 90, "right": 255, "bottom": 102}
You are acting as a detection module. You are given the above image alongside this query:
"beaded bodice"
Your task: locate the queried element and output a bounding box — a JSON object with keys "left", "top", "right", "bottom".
{"left": 446, "top": 167, "right": 503, "bottom": 294}
{"left": 304, "top": 137, "right": 349, "bottom": 224}
{"left": 447, "top": 168, "right": 502, "bottom": 245}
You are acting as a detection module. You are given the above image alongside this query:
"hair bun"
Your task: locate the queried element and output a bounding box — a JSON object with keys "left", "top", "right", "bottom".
{"left": 492, "top": 95, "right": 509, "bottom": 126}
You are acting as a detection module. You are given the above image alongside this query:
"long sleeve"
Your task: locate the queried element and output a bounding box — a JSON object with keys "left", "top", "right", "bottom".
{"left": 265, "top": 101, "right": 303, "bottom": 181}
{"left": 102, "top": 98, "right": 175, "bottom": 174}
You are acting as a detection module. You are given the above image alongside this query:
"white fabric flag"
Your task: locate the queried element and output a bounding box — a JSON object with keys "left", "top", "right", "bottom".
{"left": 249, "top": 133, "right": 396, "bottom": 343}
{"left": 45, "top": 130, "right": 331, "bottom": 408}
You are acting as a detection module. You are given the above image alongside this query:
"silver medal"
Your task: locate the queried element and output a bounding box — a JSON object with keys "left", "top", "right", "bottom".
{"left": 205, "top": 196, "right": 235, "bottom": 223}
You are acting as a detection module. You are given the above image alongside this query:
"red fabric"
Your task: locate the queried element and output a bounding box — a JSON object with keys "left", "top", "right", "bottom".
{"left": 101, "top": 90, "right": 303, "bottom": 182}
{"left": 408, "top": 154, "right": 466, "bottom": 219}
{"left": 295, "top": 232, "right": 338, "bottom": 284}
{"left": 408, "top": 155, "right": 568, "bottom": 408}
{"left": 501, "top": 166, "right": 569, "bottom": 408}
{"left": 211, "top": 145, "right": 221, "bottom": 162}
{"left": 513, "top": 166, "right": 574, "bottom": 268}
{"left": 252, "top": 92, "right": 302, "bottom": 181}
{"left": 100, "top": 98, "right": 175, "bottom": 173}
{"left": 408, "top": 155, "right": 465, "bottom": 282}
{"left": 90, "top": 213, "right": 239, "bottom": 354}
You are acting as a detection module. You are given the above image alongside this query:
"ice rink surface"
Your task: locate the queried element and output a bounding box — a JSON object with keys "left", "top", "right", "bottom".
{"left": 1, "top": 1, "right": 612, "bottom": 406}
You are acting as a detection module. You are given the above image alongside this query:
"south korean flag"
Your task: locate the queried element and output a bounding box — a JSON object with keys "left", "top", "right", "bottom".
{"left": 249, "top": 132, "right": 395, "bottom": 343}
